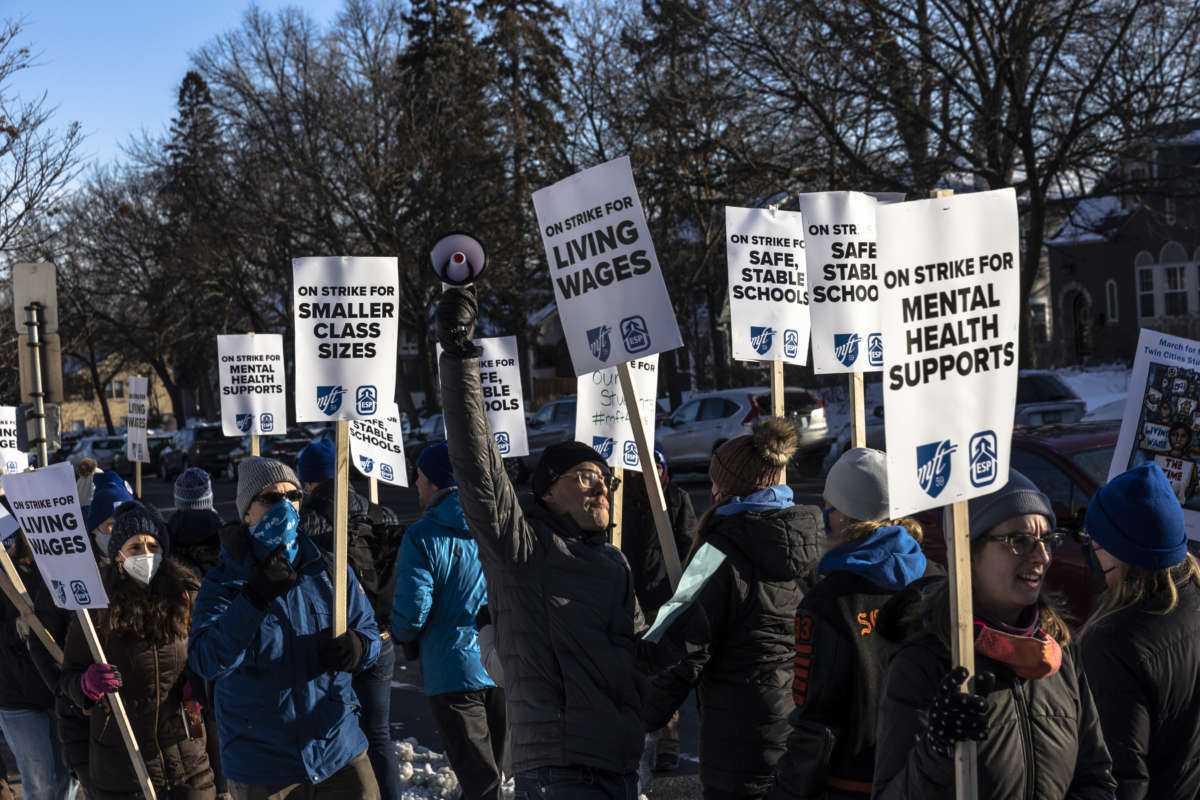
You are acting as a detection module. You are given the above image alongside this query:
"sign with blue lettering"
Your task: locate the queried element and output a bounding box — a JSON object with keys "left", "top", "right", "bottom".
{"left": 575, "top": 356, "right": 659, "bottom": 470}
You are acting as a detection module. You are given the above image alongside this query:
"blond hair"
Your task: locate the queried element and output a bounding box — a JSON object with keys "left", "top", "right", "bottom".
{"left": 1082, "top": 552, "right": 1200, "bottom": 638}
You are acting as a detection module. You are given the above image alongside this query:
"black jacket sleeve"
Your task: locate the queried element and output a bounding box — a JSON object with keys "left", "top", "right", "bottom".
{"left": 59, "top": 615, "right": 95, "bottom": 711}
{"left": 669, "top": 484, "right": 698, "bottom": 563}
{"left": 26, "top": 579, "right": 70, "bottom": 694}
{"left": 872, "top": 642, "right": 955, "bottom": 800}
{"left": 1067, "top": 646, "right": 1119, "bottom": 800}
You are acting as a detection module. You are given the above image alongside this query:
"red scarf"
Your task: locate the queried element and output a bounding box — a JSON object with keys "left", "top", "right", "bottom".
{"left": 973, "top": 621, "right": 1063, "bottom": 679}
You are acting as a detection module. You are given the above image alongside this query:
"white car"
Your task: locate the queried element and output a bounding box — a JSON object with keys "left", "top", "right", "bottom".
{"left": 66, "top": 435, "right": 126, "bottom": 470}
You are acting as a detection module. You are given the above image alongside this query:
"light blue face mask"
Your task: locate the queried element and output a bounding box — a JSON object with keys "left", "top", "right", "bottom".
{"left": 250, "top": 499, "right": 300, "bottom": 564}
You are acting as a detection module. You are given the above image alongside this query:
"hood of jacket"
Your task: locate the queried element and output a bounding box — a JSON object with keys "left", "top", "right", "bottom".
{"left": 425, "top": 487, "right": 468, "bottom": 532}
{"left": 708, "top": 488, "right": 821, "bottom": 582}
{"left": 167, "top": 508, "right": 223, "bottom": 546}
{"left": 817, "top": 524, "right": 927, "bottom": 592}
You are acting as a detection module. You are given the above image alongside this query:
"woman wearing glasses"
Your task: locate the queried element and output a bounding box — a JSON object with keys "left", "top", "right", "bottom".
{"left": 1079, "top": 462, "right": 1200, "bottom": 799}
{"left": 872, "top": 469, "right": 1116, "bottom": 800}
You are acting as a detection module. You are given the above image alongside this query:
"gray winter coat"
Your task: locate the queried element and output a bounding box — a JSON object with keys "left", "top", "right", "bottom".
{"left": 439, "top": 352, "right": 645, "bottom": 777}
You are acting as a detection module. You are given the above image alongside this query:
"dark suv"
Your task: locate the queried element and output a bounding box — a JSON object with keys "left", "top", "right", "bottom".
{"left": 158, "top": 424, "right": 241, "bottom": 480}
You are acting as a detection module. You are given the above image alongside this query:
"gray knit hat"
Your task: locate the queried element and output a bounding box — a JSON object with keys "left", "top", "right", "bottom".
{"left": 965, "top": 468, "right": 1056, "bottom": 540}
{"left": 236, "top": 457, "right": 301, "bottom": 521}
{"left": 824, "top": 447, "right": 889, "bottom": 522}
{"left": 174, "top": 467, "right": 214, "bottom": 511}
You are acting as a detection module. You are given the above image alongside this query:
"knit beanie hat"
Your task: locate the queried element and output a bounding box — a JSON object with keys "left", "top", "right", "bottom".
{"left": 1085, "top": 462, "right": 1187, "bottom": 569}
{"left": 532, "top": 440, "right": 610, "bottom": 498}
{"left": 416, "top": 442, "right": 456, "bottom": 489}
{"left": 86, "top": 472, "right": 135, "bottom": 534}
{"left": 107, "top": 501, "right": 170, "bottom": 560}
{"left": 824, "top": 447, "right": 889, "bottom": 522}
{"left": 236, "top": 457, "right": 301, "bottom": 521}
{"left": 174, "top": 467, "right": 214, "bottom": 511}
{"left": 296, "top": 439, "right": 336, "bottom": 484}
{"left": 966, "top": 468, "right": 1056, "bottom": 540}
{"left": 709, "top": 417, "right": 799, "bottom": 498}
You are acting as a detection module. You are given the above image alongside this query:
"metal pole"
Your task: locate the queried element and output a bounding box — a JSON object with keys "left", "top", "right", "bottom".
{"left": 25, "top": 304, "right": 49, "bottom": 468}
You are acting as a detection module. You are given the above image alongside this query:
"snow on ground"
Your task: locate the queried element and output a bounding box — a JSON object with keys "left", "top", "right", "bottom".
{"left": 1055, "top": 363, "right": 1132, "bottom": 417}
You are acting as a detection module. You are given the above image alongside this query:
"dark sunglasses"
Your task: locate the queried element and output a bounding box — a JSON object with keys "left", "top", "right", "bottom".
{"left": 254, "top": 489, "right": 304, "bottom": 506}
{"left": 984, "top": 531, "right": 1066, "bottom": 557}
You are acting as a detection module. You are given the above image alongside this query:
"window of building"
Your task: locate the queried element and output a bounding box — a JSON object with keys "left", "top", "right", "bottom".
{"left": 105, "top": 380, "right": 124, "bottom": 399}
{"left": 1164, "top": 265, "right": 1188, "bottom": 315}
{"left": 1105, "top": 280, "right": 1119, "bottom": 324}
{"left": 1138, "top": 267, "right": 1155, "bottom": 317}
{"left": 1166, "top": 197, "right": 1177, "bottom": 226}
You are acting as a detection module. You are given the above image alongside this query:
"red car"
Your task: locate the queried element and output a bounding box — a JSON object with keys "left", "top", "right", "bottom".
{"left": 918, "top": 420, "right": 1120, "bottom": 625}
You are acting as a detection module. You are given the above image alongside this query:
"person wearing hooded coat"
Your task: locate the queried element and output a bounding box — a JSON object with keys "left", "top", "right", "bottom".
{"left": 87, "top": 472, "right": 135, "bottom": 564}
{"left": 1079, "top": 462, "right": 1200, "bottom": 799}
{"left": 640, "top": 417, "right": 823, "bottom": 799}
{"left": 872, "top": 470, "right": 1115, "bottom": 800}
{"left": 769, "top": 448, "right": 935, "bottom": 800}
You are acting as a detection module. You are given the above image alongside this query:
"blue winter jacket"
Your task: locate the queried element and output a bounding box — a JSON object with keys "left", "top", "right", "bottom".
{"left": 188, "top": 524, "right": 381, "bottom": 786}
{"left": 391, "top": 488, "right": 495, "bottom": 696}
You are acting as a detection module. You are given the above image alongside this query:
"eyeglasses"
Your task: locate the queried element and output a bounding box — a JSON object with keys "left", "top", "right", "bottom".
{"left": 254, "top": 489, "right": 304, "bottom": 506}
{"left": 561, "top": 469, "right": 620, "bottom": 494}
{"left": 984, "top": 531, "right": 1066, "bottom": 557}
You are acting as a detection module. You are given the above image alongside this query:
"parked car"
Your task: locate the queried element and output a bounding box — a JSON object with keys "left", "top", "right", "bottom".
{"left": 158, "top": 423, "right": 241, "bottom": 480}
{"left": 223, "top": 427, "right": 314, "bottom": 481}
{"left": 656, "top": 387, "right": 829, "bottom": 474}
{"left": 405, "top": 412, "right": 445, "bottom": 465}
{"left": 515, "top": 395, "right": 578, "bottom": 482}
{"left": 112, "top": 433, "right": 173, "bottom": 477}
{"left": 67, "top": 435, "right": 126, "bottom": 470}
{"left": 1015, "top": 370, "right": 1087, "bottom": 426}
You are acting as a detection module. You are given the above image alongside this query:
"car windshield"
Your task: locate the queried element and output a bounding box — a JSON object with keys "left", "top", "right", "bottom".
{"left": 1069, "top": 446, "right": 1117, "bottom": 487}
{"left": 97, "top": 438, "right": 123, "bottom": 450}
{"left": 194, "top": 427, "right": 224, "bottom": 442}
{"left": 1018, "top": 374, "right": 1078, "bottom": 404}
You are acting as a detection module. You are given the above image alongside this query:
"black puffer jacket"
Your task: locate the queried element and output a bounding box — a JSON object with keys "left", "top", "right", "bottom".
{"left": 1081, "top": 578, "right": 1200, "bottom": 799}
{"left": 643, "top": 501, "right": 823, "bottom": 797}
{"left": 0, "top": 561, "right": 57, "bottom": 712}
{"left": 168, "top": 509, "right": 224, "bottom": 580}
{"left": 619, "top": 479, "right": 697, "bottom": 624}
{"left": 61, "top": 558, "right": 214, "bottom": 798}
{"left": 27, "top": 571, "right": 90, "bottom": 780}
{"left": 440, "top": 353, "right": 645, "bottom": 777}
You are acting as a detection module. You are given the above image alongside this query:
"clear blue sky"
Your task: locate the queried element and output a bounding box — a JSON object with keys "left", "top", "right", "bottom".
{"left": 5, "top": 1, "right": 345, "bottom": 170}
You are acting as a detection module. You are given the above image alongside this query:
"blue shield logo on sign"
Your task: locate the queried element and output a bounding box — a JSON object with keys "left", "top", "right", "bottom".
{"left": 623, "top": 440, "right": 639, "bottom": 467}
{"left": 867, "top": 333, "right": 883, "bottom": 367}
{"left": 783, "top": 330, "right": 799, "bottom": 359}
{"left": 260, "top": 413, "right": 275, "bottom": 433}
{"left": 750, "top": 326, "right": 775, "bottom": 356}
{"left": 356, "top": 386, "right": 377, "bottom": 415}
{"left": 592, "top": 436, "right": 614, "bottom": 459}
{"left": 358, "top": 455, "right": 374, "bottom": 474}
{"left": 969, "top": 431, "right": 999, "bottom": 488}
{"left": 833, "top": 333, "right": 861, "bottom": 367}
{"left": 380, "top": 463, "right": 394, "bottom": 481}
{"left": 316, "top": 386, "right": 345, "bottom": 416}
{"left": 236, "top": 413, "right": 254, "bottom": 433}
{"left": 587, "top": 326, "right": 612, "bottom": 362}
{"left": 70, "top": 580, "right": 91, "bottom": 606}
{"left": 495, "top": 432, "right": 511, "bottom": 455}
{"left": 51, "top": 580, "right": 65, "bottom": 606}
{"left": 916, "top": 440, "right": 957, "bottom": 498}
{"left": 620, "top": 316, "right": 651, "bottom": 354}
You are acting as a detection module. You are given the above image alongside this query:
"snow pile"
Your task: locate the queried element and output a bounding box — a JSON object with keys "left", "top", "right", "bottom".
{"left": 395, "top": 738, "right": 469, "bottom": 799}
{"left": 1056, "top": 364, "right": 1132, "bottom": 416}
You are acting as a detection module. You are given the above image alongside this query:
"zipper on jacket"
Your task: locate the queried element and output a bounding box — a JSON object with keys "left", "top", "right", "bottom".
{"left": 1012, "top": 681, "right": 1036, "bottom": 800}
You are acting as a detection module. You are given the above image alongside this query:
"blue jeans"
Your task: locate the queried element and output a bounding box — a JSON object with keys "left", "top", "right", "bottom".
{"left": 352, "top": 637, "right": 399, "bottom": 800}
{"left": 0, "top": 708, "right": 68, "bottom": 800}
{"left": 514, "top": 766, "right": 638, "bottom": 799}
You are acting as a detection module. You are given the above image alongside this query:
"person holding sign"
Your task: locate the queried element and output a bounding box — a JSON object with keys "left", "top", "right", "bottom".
{"left": 60, "top": 502, "right": 216, "bottom": 798}
{"left": 188, "top": 457, "right": 382, "bottom": 800}
{"left": 437, "top": 287, "right": 645, "bottom": 799}
{"left": 1079, "top": 463, "right": 1200, "bottom": 799}
{"left": 873, "top": 471, "right": 1116, "bottom": 799}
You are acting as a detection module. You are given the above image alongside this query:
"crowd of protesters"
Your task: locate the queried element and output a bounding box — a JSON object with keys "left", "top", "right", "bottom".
{"left": 0, "top": 282, "right": 1196, "bottom": 800}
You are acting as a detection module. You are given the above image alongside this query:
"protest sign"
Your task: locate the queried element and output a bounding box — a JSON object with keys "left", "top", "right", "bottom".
{"left": 437, "top": 337, "right": 529, "bottom": 458}
{"left": 218, "top": 334, "right": 288, "bottom": 437}
{"left": 350, "top": 403, "right": 409, "bottom": 488}
{"left": 1111, "top": 329, "right": 1200, "bottom": 540}
{"left": 126, "top": 376, "right": 149, "bottom": 464}
{"left": 293, "top": 257, "right": 399, "bottom": 422}
{"left": 724, "top": 206, "right": 810, "bottom": 364}
{"left": 0, "top": 406, "right": 24, "bottom": 475}
{"left": 878, "top": 189, "right": 1020, "bottom": 518}
{"left": 0, "top": 462, "right": 107, "bottom": 610}
{"left": 575, "top": 356, "right": 658, "bottom": 470}
{"left": 532, "top": 156, "right": 682, "bottom": 374}
{"left": 0, "top": 503, "right": 19, "bottom": 550}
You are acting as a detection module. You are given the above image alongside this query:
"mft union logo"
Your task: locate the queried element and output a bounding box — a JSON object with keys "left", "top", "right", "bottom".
{"left": 316, "top": 385, "right": 345, "bottom": 416}
{"left": 916, "top": 439, "right": 957, "bottom": 498}
{"left": 51, "top": 580, "right": 65, "bottom": 606}
{"left": 356, "top": 385, "right": 378, "bottom": 415}
{"left": 379, "top": 463, "right": 394, "bottom": 482}
{"left": 592, "top": 436, "right": 615, "bottom": 459}
{"left": 620, "top": 315, "right": 651, "bottom": 354}
{"left": 783, "top": 329, "right": 799, "bottom": 359}
{"left": 833, "top": 333, "right": 861, "bottom": 367}
{"left": 358, "top": 455, "right": 374, "bottom": 474}
{"left": 969, "top": 430, "right": 999, "bottom": 488}
{"left": 867, "top": 333, "right": 883, "bottom": 367}
{"left": 750, "top": 326, "right": 775, "bottom": 356}
{"left": 622, "top": 440, "right": 639, "bottom": 466}
{"left": 235, "top": 413, "right": 254, "bottom": 433}
{"left": 494, "top": 431, "right": 511, "bottom": 455}
{"left": 587, "top": 325, "right": 612, "bottom": 361}
{"left": 259, "top": 413, "right": 275, "bottom": 433}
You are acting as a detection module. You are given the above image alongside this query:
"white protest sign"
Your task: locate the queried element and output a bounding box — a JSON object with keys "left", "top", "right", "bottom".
{"left": 795, "top": 191, "right": 888, "bottom": 373}
{"left": 0, "top": 406, "right": 24, "bottom": 475}
{"left": 879, "top": 189, "right": 1020, "bottom": 517}
{"left": 218, "top": 334, "right": 288, "bottom": 437}
{"left": 350, "top": 403, "right": 409, "bottom": 487}
{"left": 532, "top": 156, "right": 682, "bottom": 375}
{"left": 575, "top": 356, "right": 658, "bottom": 470}
{"left": 724, "top": 206, "right": 811, "bottom": 364}
{"left": 126, "top": 376, "right": 149, "bottom": 463}
{"left": 438, "top": 337, "right": 530, "bottom": 458}
{"left": 0, "top": 462, "right": 108, "bottom": 610}
{"left": 0, "top": 503, "right": 19, "bottom": 549}
{"left": 293, "top": 257, "right": 399, "bottom": 422}
{"left": 1111, "top": 329, "right": 1200, "bottom": 540}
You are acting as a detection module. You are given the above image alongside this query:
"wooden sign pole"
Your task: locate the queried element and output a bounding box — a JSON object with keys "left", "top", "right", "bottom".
{"left": 76, "top": 609, "right": 156, "bottom": 799}
{"left": 849, "top": 372, "right": 867, "bottom": 448}
{"left": 134, "top": 461, "right": 142, "bottom": 500}
{"left": 0, "top": 548, "right": 62, "bottom": 663}
{"left": 770, "top": 360, "right": 785, "bottom": 418}
{"left": 332, "top": 420, "right": 350, "bottom": 636}
{"left": 617, "top": 363, "right": 681, "bottom": 588}
{"left": 610, "top": 467, "right": 624, "bottom": 549}
{"left": 368, "top": 477, "right": 378, "bottom": 505}
{"left": 250, "top": 434, "right": 260, "bottom": 457}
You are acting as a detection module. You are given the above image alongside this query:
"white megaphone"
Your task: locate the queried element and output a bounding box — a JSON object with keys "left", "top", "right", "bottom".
{"left": 430, "top": 232, "right": 487, "bottom": 286}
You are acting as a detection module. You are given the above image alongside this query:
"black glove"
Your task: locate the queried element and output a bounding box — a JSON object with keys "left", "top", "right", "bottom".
{"left": 924, "top": 666, "right": 994, "bottom": 757}
{"left": 436, "top": 286, "right": 482, "bottom": 358}
{"left": 242, "top": 544, "right": 300, "bottom": 611}
{"left": 320, "top": 630, "right": 366, "bottom": 673}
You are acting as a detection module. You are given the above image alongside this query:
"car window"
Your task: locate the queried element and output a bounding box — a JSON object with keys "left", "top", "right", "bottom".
{"left": 419, "top": 416, "right": 440, "bottom": 437}
{"left": 672, "top": 400, "right": 701, "bottom": 424}
{"left": 195, "top": 428, "right": 223, "bottom": 442}
{"left": 1017, "top": 374, "right": 1078, "bottom": 404}
{"left": 697, "top": 398, "right": 737, "bottom": 421}
{"left": 532, "top": 403, "right": 556, "bottom": 425}
{"left": 1010, "top": 448, "right": 1074, "bottom": 513}
{"left": 1069, "top": 446, "right": 1117, "bottom": 488}
{"left": 553, "top": 403, "right": 575, "bottom": 424}
{"left": 97, "top": 438, "right": 123, "bottom": 450}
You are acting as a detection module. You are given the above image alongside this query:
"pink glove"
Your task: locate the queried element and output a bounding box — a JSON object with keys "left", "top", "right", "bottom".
{"left": 81, "top": 663, "right": 122, "bottom": 701}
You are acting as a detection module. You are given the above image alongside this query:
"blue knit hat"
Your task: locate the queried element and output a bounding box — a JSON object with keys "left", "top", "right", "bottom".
{"left": 296, "top": 439, "right": 335, "bottom": 484}
{"left": 174, "top": 467, "right": 213, "bottom": 511}
{"left": 1086, "top": 463, "right": 1187, "bottom": 569}
{"left": 86, "top": 472, "right": 134, "bottom": 533}
{"left": 416, "top": 442, "right": 456, "bottom": 489}
{"left": 107, "top": 502, "right": 170, "bottom": 560}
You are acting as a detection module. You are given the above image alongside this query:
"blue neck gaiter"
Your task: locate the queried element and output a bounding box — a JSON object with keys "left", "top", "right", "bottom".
{"left": 249, "top": 499, "right": 300, "bottom": 564}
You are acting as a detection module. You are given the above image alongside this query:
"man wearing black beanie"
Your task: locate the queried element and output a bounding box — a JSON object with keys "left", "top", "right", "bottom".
{"left": 436, "top": 286, "right": 644, "bottom": 799}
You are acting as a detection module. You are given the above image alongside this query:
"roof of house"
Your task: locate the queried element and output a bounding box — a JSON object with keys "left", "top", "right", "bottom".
{"left": 1045, "top": 195, "right": 1127, "bottom": 246}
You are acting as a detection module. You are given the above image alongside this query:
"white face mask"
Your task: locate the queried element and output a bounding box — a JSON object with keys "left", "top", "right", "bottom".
{"left": 94, "top": 532, "right": 112, "bottom": 560}
{"left": 122, "top": 553, "right": 162, "bottom": 585}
